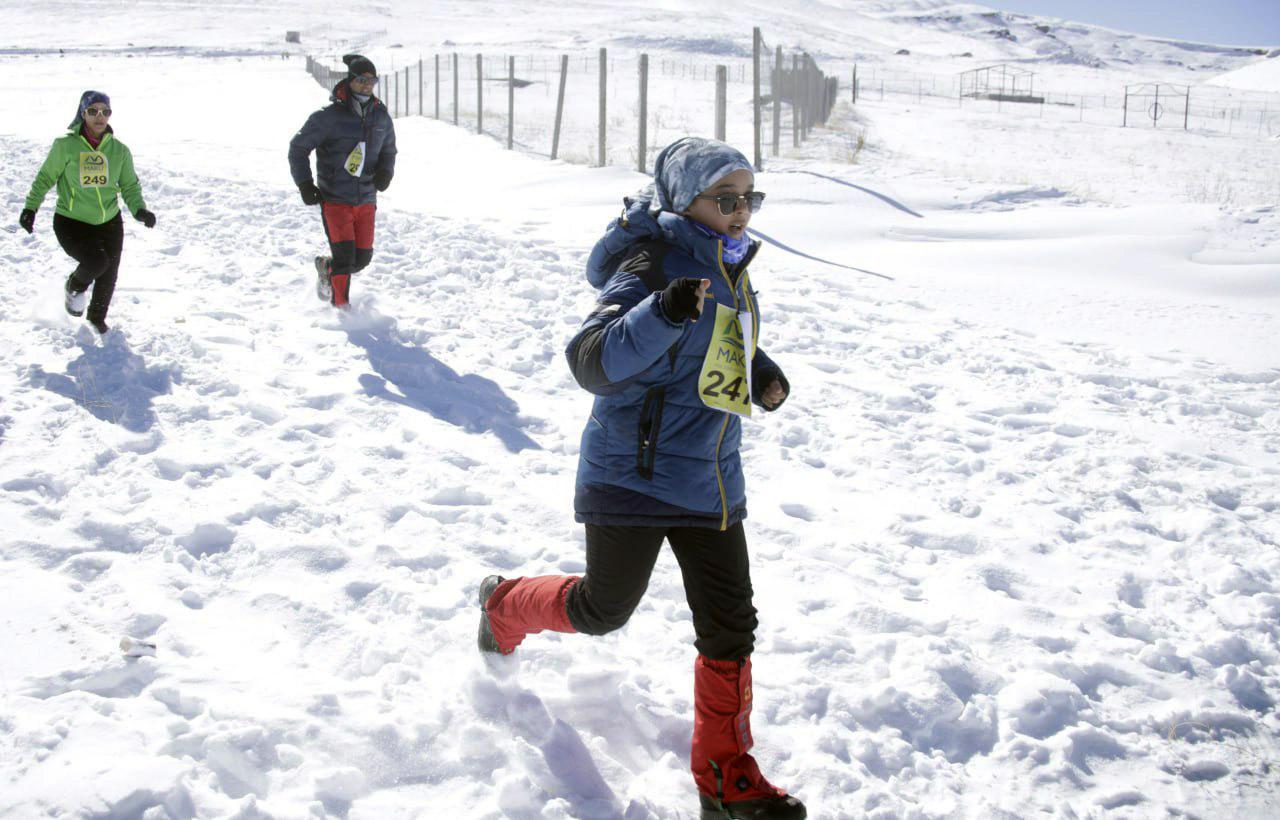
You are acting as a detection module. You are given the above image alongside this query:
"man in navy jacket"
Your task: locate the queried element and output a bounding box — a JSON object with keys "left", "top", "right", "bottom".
{"left": 289, "top": 54, "right": 397, "bottom": 307}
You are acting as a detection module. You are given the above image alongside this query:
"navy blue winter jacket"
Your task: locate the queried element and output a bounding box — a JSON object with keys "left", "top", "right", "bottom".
{"left": 288, "top": 80, "right": 396, "bottom": 206}
{"left": 566, "top": 200, "right": 789, "bottom": 530}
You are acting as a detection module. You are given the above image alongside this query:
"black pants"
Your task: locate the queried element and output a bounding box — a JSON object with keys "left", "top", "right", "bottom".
{"left": 53, "top": 212, "right": 123, "bottom": 323}
{"left": 565, "top": 522, "right": 759, "bottom": 661}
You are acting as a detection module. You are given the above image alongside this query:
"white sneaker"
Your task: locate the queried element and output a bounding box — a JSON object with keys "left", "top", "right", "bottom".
{"left": 65, "top": 280, "right": 88, "bottom": 316}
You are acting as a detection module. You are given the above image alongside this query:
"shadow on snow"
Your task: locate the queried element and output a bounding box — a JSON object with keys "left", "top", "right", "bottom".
{"left": 26, "top": 331, "right": 174, "bottom": 433}
{"left": 344, "top": 309, "right": 541, "bottom": 453}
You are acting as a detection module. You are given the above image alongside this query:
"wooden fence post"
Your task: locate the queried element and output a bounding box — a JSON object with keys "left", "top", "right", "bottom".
{"left": 507, "top": 56, "right": 515, "bottom": 149}
{"left": 773, "top": 45, "right": 782, "bottom": 155}
{"left": 752, "top": 26, "right": 762, "bottom": 170}
{"left": 476, "top": 54, "right": 484, "bottom": 134}
{"left": 792, "top": 54, "right": 801, "bottom": 146}
{"left": 598, "top": 47, "right": 607, "bottom": 167}
{"left": 418, "top": 58, "right": 424, "bottom": 116}
{"left": 434, "top": 55, "right": 440, "bottom": 119}
{"left": 452, "top": 53, "right": 459, "bottom": 125}
{"left": 552, "top": 55, "right": 568, "bottom": 160}
{"left": 715, "top": 65, "right": 727, "bottom": 141}
{"left": 638, "top": 54, "right": 649, "bottom": 173}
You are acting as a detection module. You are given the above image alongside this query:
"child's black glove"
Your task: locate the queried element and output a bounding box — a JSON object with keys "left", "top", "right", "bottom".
{"left": 374, "top": 168, "right": 393, "bottom": 192}
{"left": 299, "top": 181, "right": 322, "bottom": 206}
{"left": 660, "top": 277, "right": 708, "bottom": 323}
{"left": 134, "top": 209, "right": 157, "bottom": 229}
{"left": 18, "top": 208, "right": 36, "bottom": 234}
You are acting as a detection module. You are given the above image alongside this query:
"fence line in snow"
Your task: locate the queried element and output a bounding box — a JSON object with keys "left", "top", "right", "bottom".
{"left": 303, "top": 31, "right": 843, "bottom": 174}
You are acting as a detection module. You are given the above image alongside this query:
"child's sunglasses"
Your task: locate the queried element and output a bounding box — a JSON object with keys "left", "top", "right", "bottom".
{"left": 350, "top": 74, "right": 379, "bottom": 86}
{"left": 695, "top": 191, "right": 766, "bottom": 215}
{"left": 84, "top": 107, "right": 112, "bottom": 117}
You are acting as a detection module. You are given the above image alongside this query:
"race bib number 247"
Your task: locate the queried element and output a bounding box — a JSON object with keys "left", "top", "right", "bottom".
{"left": 698, "top": 302, "right": 755, "bottom": 417}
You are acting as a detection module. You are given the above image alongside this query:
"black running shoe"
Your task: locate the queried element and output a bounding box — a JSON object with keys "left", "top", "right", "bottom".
{"left": 477, "top": 575, "right": 506, "bottom": 654}
{"left": 314, "top": 256, "right": 333, "bottom": 302}
{"left": 699, "top": 793, "right": 806, "bottom": 819}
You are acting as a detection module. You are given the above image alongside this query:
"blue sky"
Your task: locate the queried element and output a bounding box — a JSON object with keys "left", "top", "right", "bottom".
{"left": 987, "top": 1, "right": 1280, "bottom": 46}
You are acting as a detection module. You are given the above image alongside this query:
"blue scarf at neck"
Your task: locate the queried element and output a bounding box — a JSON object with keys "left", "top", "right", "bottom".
{"left": 690, "top": 220, "right": 750, "bottom": 265}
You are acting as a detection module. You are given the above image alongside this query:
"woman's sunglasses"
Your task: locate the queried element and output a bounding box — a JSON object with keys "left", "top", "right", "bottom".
{"left": 84, "top": 107, "right": 112, "bottom": 117}
{"left": 695, "top": 191, "right": 766, "bottom": 215}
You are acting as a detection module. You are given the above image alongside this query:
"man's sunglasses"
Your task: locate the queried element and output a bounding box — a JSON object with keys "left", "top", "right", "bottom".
{"left": 84, "top": 107, "right": 112, "bottom": 117}
{"left": 695, "top": 191, "right": 766, "bottom": 215}
{"left": 350, "top": 75, "right": 378, "bottom": 86}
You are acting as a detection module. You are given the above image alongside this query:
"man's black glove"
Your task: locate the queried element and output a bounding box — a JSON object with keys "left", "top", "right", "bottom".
{"left": 133, "top": 209, "right": 156, "bottom": 229}
{"left": 299, "top": 180, "right": 322, "bottom": 206}
{"left": 373, "top": 168, "right": 393, "bottom": 192}
{"left": 18, "top": 209, "right": 36, "bottom": 234}
{"left": 659, "top": 278, "right": 705, "bottom": 323}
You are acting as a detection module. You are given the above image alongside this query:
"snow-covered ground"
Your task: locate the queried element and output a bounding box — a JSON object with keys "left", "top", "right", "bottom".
{"left": 1, "top": 2, "right": 1278, "bottom": 818}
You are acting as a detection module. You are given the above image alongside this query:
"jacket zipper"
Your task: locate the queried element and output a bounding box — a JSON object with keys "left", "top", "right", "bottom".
{"left": 711, "top": 240, "right": 741, "bottom": 531}
{"left": 79, "top": 133, "right": 109, "bottom": 222}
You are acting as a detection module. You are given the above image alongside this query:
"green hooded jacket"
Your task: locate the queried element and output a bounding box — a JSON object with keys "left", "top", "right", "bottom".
{"left": 24, "top": 127, "right": 146, "bottom": 225}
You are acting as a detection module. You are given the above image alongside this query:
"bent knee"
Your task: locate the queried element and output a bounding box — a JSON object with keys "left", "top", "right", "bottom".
{"left": 352, "top": 248, "right": 373, "bottom": 272}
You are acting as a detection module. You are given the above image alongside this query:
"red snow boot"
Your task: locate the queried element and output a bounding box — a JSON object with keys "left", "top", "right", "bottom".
{"left": 480, "top": 574, "right": 579, "bottom": 654}
{"left": 693, "top": 656, "right": 805, "bottom": 819}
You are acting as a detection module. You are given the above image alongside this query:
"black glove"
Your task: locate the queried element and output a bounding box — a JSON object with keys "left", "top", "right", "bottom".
{"left": 134, "top": 209, "right": 156, "bottom": 229}
{"left": 18, "top": 208, "right": 36, "bottom": 234}
{"left": 754, "top": 370, "right": 790, "bottom": 411}
{"left": 659, "top": 278, "right": 705, "bottom": 323}
{"left": 299, "top": 180, "right": 322, "bottom": 206}
{"left": 373, "top": 168, "right": 393, "bottom": 192}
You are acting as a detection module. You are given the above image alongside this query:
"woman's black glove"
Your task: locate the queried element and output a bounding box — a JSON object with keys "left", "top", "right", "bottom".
{"left": 134, "top": 209, "right": 157, "bottom": 229}
{"left": 374, "top": 168, "right": 393, "bottom": 192}
{"left": 18, "top": 209, "right": 36, "bottom": 234}
{"left": 299, "top": 180, "right": 322, "bottom": 206}
{"left": 659, "top": 277, "right": 708, "bottom": 323}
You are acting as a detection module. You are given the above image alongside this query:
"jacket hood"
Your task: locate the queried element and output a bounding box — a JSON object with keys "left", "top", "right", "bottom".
{"left": 330, "top": 80, "right": 381, "bottom": 110}
{"left": 584, "top": 186, "right": 758, "bottom": 289}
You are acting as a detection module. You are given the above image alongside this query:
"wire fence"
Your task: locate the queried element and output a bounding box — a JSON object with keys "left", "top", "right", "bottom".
{"left": 847, "top": 63, "right": 1280, "bottom": 138}
{"left": 304, "top": 29, "right": 844, "bottom": 174}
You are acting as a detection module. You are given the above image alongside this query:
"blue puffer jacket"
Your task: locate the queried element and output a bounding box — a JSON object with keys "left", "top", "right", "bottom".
{"left": 566, "top": 198, "right": 789, "bottom": 530}
{"left": 288, "top": 80, "right": 396, "bottom": 206}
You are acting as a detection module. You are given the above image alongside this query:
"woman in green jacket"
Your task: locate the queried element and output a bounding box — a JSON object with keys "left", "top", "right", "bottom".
{"left": 19, "top": 91, "right": 156, "bottom": 334}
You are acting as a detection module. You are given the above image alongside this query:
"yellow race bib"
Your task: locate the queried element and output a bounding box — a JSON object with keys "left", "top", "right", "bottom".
{"left": 698, "top": 303, "right": 755, "bottom": 417}
{"left": 344, "top": 141, "right": 366, "bottom": 176}
{"left": 78, "top": 152, "right": 109, "bottom": 188}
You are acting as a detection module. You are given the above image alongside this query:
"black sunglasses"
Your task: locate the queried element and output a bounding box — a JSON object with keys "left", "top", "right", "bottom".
{"left": 84, "top": 106, "right": 112, "bottom": 117}
{"left": 695, "top": 191, "right": 766, "bottom": 215}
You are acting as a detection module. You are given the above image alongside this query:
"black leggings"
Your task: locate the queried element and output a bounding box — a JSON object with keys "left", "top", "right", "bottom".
{"left": 53, "top": 212, "right": 123, "bottom": 323}
{"left": 565, "top": 522, "right": 759, "bottom": 660}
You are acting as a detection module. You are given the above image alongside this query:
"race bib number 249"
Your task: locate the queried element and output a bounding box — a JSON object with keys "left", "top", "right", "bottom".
{"left": 79, "top": 152, "right": 108, "bottom": 188}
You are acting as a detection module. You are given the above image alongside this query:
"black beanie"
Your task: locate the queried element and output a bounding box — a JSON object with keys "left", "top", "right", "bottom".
{"left": 343, "top": 53, "right": 377, "bottom": 78}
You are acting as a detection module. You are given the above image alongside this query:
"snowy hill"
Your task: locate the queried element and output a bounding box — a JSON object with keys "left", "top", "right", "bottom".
{"left": 1209, "top": 52, "right": 1280, "bottom": 92}
{"left": 1, "top": 2, "right": 1278, "bottom": 818}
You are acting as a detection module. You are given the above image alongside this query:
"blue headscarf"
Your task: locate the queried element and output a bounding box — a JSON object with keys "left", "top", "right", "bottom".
{"left": 649, "top": 137, "right": 754, "bottom": 215}
{"left": 69, "top": 90, "right": 110, "bottom": 128}
{"left": 584, "top": 137, "right": 757, "bottom": 287}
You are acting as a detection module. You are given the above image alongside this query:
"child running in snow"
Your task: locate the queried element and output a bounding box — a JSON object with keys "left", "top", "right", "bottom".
{"left": 478, "top": 138, "right": 803, "bottom": 820}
